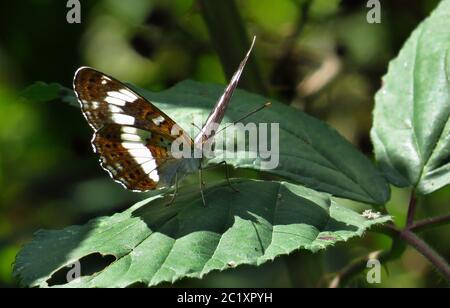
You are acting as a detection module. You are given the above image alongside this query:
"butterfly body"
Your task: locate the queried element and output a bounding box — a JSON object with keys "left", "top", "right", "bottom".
{"left": 159, "top": 156, "right": 202, "bottom": 187}
{"left": 73, "top": 37, "right": 255, "bottom": 193}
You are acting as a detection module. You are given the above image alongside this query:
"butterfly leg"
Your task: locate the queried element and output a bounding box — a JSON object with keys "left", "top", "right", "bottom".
{"left": 191, "top": 122, "right": 202, "bottom": 133}
{"left": 202, "top": 161, "right": 239, "bottom": 192}
{"left": 166, "top": 172, "right": 179, "bottom": 207}
{"left": 220, "top": 161, "right": 239, "bottom": 192}
{"left": 198, "top": 168, "right": 207, "bottom": 207}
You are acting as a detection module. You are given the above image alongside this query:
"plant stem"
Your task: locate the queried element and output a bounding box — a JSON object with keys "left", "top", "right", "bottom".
{"left": 406, "top": 190, "right": 417, "bottom": 227}
{"left": 331, "top": 213, "right": 450, "bottom": 286}
{"left": 271, "top": 0, "right": 313, "bottom": 102}
{"left": 329, "top": 250, "right": 384, "bottom": 288}
{"left": 410, "top": 214, "right": 450, "bottom": 232}
{"left": 373, "top": 223, "right": 400, "bottom": 237}
{"left": 399, "top": 230, "right": 450, "bottom": 281}
{"left": 199, "top": 0, "right": 268, "bottom": 95}
{"left": 329, "top": 238, "right": 406, "bottom": 288}
{"left": 280, "top": 0, "right": 313, "bottom": 58}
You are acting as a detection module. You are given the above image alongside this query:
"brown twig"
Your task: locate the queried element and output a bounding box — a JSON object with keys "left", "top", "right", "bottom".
{"left": 329, "top": 195, "right": 450, "bottom": 286}
{"left": 329, "top": 237, "right": 406, "bottom": 288}
{"left": 329, "top": 250, "right": 384, "bottom": 288}
{"left": 406, "top": 190, "right": 417, "bottom": 227}
{"left": 399, "top": 230, "right": 450, "bottom": 281}
{"left": 409, "top": 214, "right": 450, "bottom": 232}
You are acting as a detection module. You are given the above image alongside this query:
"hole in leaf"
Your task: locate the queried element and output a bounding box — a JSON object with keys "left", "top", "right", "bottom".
{"left": 46, "top": 253, "right": 116, "bottom": 286}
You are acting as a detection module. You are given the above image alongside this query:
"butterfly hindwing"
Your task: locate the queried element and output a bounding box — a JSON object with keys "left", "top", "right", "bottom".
{"left": 73, "top": 67, "right": 193, "bottom": 191}
{"left": 93, "top": 124, "right": 170, "bottom": 191}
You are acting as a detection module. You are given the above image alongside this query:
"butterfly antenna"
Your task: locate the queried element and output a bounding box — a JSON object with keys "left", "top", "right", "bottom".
{"left": 191, "top": 122, "right": 202, "bottom": 132}
{"left": 216, "top": 102, "right": 271, "bottom": 135}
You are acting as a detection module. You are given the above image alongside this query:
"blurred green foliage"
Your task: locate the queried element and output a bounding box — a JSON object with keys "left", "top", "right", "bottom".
{"left": 0, "top": 0, "right": 448, "bottom": 287}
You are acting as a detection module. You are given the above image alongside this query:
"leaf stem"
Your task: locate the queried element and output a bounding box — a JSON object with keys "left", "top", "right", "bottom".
{"left": 406, "top": 190, "right": 417, "bottom": 227}
{"left": 270, "top": 0, "right": 313, "bottom": 102}
{"left": 199, "top": 0, "right": 268, "bottom": 95}
{"left": 376, "top": 221, "right": 450, "bottom": 281}
{"left": 409, "top": 213, "right": 450, "bottom": 232}
{"left": 329, "top": 238, "right": 406, "bottom": 288}
{"left": 399, "top": 230, "right": 450, "bottom": 281}
{"left": 328, "top": 250, "right": 383, "bottom": 288}
{"left": 331, "top": 213, "right": 450, "bottom": 286}
{"left": 280, "top": 0, "right": 313, "bottom": 58}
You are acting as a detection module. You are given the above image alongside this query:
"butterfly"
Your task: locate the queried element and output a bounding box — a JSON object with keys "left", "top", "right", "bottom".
{"left": 73, "top": 37, "right": 257, "bottom": 204}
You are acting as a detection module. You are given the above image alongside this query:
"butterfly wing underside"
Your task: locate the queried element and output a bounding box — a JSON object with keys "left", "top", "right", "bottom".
{"left": 194, "top": 36, "right": 256, "bottom": 145}
{"left": 73, "top": 67, "right": 192, "bottom": 191}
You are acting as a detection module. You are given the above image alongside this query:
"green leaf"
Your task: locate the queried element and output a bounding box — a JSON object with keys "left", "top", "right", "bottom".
{"left": 371, "top": 0, "right": 450, "bottom": 194}
{"left": 21, "top": 82, "right": 78, "bottom": 107}
{"left": 24, "top": 79, "right": 389, "bottom": 204}
{"left": 139, "top": 81, "right": 389, "bottom": 205}
{"left": 14, "top": 179, "right": 390, "bottom": 288}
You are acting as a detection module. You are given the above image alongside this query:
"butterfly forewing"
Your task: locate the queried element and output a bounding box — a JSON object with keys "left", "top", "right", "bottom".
{"left": 74, "top": 67, "right": 177, "bottom": 134}
{"left": 194, "top": 36, "right": 256, "bottom": 145}
{"left": 73, "top": 67, "right": 192, "bottom": 191}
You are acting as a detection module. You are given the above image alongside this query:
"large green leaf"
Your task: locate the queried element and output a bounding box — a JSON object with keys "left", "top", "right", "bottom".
{"left": 14, "top": 179, "right": 390, "bottom": 288}
{"left": 138, "top": 81, "right": 389, "bottom": 204}
{"left": 371, "top": 0, "right": 450, "bottom": 194}
{"left": 23, "top": 79, "right": 389, "bottom": 204}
